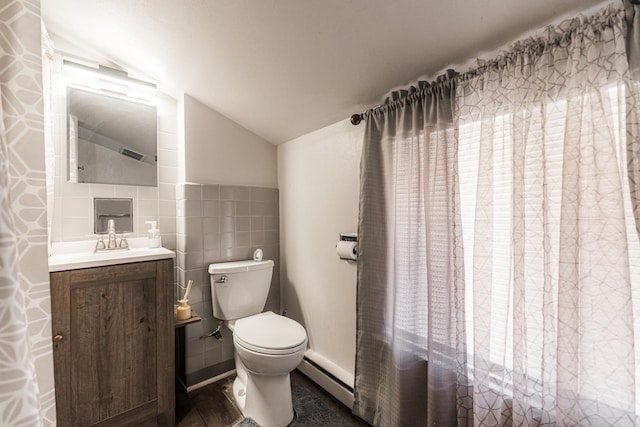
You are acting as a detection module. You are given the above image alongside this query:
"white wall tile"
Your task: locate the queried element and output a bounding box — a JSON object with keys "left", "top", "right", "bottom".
{"left": 158, "top": 148, "right": 177, "bottom": 167}
{"left": 138, "top": 186, "right": 159, "bottom": 200}
{"left": 159, "top": 200, "right": 176, "bottom": 217}
{"left": 159, "top": 166, "right": 177, "bottom": 184}
{"left": 159, "top": 215, "right": 176, "bottom": 233}
{"left": 61, "top": 197, "right": 91, "bottom": 219}
{"left": 159, "top": 183, "right": 175, "bottom": 200}
{"left": 137, "top": 199, "right": 159, "bottom": 218}
{"left": 114, "top": 186, "right": 138, "bottom": 198}
{"left": 90, "top": 184, "right": 116, "bottom": 198}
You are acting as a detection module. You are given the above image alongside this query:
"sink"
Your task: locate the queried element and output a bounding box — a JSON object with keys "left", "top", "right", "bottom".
{"left": 49, "top": 237, "right": 175, "bottom": 272}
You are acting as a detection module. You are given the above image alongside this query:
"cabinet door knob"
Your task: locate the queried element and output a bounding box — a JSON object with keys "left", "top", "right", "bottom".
{"left": 53, "top": 334, "right": 63, "bottom": 343}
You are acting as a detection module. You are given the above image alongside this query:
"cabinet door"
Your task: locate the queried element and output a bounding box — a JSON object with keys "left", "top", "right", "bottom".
{"left": 51, "top": 260, "right": 174, "bottom": 426}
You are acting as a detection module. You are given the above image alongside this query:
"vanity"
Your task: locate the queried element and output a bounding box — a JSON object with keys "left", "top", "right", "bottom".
{"left": 49, "top": 240, "right": 176, "bottom": 426}
{"left": 46, "top": 60, "right": 177, "bottom": 425}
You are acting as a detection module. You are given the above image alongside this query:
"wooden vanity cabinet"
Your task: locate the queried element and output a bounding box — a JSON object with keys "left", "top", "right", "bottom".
{"left": 50, "top": 259, "right": 175, "bottom": 426}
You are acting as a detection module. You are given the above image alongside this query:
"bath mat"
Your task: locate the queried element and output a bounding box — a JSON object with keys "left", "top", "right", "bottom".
{"left": 233, "top": 418, "right": 259, "bottom": 427}
{"left": 231, "top": 387, "right": 356, "bottom": 426}
{"left": 292, "top": 387, "right": 351, "bottom": 426}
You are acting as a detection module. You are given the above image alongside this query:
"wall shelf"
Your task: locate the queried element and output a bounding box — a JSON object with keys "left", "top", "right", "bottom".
{"left": 175, "top": 310, "right": 201, "bottom": 328}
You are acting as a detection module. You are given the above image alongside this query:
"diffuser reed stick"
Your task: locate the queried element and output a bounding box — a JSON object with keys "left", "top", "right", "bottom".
{"left": 183, "top": 279, "right": 193, "bottom": 301}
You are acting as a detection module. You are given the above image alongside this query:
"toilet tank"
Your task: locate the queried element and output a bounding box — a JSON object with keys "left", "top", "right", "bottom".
{"left": 208, "top": 259, "right": 274, "bottom": 320}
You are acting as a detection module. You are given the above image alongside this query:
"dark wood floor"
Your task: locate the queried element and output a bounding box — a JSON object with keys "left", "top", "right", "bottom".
{"left": 176, "top": 370, "right": 369, "bottom": 427}
{"left": 176, "top": 373, "right": 241, "bottom": 427}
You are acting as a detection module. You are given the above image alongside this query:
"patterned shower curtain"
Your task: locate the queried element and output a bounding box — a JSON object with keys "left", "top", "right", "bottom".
{"left": 0, "top": 1, "right": 55, "bottom": 425}
{"left": 456, "top": 5, "right": 640, "bottom": 424}
{"left": 0, "top": 115, "right": 43, "bottom": 425}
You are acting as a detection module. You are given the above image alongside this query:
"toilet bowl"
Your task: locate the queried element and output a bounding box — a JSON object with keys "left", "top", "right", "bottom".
{"left": 230, "top": 311, "right": 307, "bottom": 427}
{"left": 208, "top": 259, "right": 308, "bottom": 427}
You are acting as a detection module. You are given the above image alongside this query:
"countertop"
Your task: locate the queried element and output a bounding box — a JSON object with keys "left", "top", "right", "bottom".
{"left": 49, "top": 237, "right": 176, "bottom": 272}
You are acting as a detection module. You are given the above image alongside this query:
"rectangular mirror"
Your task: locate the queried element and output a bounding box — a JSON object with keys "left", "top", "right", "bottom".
{"left": 68, "top": 86, "right": 158, "bottom": 186}
{"left": 94, "top": 198, "right": 133, "bottom": 234}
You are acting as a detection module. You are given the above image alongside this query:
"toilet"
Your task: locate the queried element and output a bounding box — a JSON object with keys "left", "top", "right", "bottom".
{"left": 208, "top": 259, "right": 308, "bottom": 427}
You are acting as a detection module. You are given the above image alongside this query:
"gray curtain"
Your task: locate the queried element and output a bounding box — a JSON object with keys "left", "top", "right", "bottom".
{"left": 625, "top": 0, "right": 640, "bottom": 241}
{"left": 353, "top": 71, "right": 470, "bottom": 426}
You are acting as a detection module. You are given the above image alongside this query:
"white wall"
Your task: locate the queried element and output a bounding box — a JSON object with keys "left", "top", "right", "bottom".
{"left": 278, "top": 118, "right": 363, "bottom": 386}
{"left": 183, "top": 95, "right": 277, "bottom": 188}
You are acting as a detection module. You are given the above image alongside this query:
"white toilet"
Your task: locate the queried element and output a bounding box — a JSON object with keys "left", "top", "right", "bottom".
{"left": 208, "top": 259, "right": 308, "bottom": 427}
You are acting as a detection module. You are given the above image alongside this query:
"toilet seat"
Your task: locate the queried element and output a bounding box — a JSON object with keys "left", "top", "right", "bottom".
{"left": 234, "top": 311, "right": 307, "bottom": 355}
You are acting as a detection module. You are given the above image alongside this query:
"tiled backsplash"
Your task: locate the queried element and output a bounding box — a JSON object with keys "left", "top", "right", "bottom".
{"left": 176, "top": 183, "right": 280, "bottom": 386}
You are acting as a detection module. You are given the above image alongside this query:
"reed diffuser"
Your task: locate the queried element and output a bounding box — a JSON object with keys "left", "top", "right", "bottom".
{"left": 176, "top": 279, "right": 193, "bottom": 320}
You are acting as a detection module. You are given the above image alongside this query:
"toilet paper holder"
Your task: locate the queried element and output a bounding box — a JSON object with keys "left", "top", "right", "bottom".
{"left": 339, "top": 233, "right": 357, "bottom": 242}
{"left": 337, "top": 233, "right": 358, "bottom": 261}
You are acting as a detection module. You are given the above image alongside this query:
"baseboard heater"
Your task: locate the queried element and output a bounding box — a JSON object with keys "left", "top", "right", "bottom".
{"left": 298, "top": 351, "right": 354, "bottom": 409}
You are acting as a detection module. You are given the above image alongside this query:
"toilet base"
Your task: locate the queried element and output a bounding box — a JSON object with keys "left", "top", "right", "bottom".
{"left": 233, "top": 372, "right": 294, "bottom": 427}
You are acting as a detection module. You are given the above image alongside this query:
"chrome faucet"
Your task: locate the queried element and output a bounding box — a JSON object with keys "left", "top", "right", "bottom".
{"left": 94, "top": 218, "right": 130, "bottom": 252}
{"left": 107, "top": 219, "right": 117, "bottom": 249}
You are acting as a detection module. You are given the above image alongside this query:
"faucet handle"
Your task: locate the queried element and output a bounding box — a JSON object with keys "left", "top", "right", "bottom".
{"left": 119, "top": 235, "right": 129, "bottom": 249}
{"left": 94, "top": 236, "right": 106, "bottom": 252}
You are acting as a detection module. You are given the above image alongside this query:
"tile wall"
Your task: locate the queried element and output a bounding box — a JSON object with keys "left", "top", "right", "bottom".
{"left": 175, "top": 183, "right": 280, "bottom": 386}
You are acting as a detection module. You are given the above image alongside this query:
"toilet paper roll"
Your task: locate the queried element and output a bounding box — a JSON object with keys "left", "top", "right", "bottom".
{"left": 336, "top": 241, "right": 358, "bottom": 260}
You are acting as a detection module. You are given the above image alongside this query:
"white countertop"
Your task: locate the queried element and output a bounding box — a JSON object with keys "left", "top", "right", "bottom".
{"left": 49, "top": 237, "right": 176, "bottom": 272}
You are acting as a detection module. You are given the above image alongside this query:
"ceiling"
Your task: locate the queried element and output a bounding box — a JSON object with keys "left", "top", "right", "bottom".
{"left": 41, "top": 0, "right": 608, "bottom": 145}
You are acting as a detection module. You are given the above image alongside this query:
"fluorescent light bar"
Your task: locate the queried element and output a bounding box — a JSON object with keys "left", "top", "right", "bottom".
{"left": 63, "top": 60, "right": 157, "bottom": 101}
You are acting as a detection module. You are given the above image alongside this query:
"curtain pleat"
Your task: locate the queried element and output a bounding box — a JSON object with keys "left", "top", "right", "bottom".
{"left": 354, "top": 72, "right": 469, "bottom": 426}
{"left": 626, "top": 0, "right": 640, "bottom": 241}
{"left": 42, "top": 22, "right": 55, "bottom": 256}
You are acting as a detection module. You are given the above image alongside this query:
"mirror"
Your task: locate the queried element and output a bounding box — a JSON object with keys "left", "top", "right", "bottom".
{"left": 67, "top": 86, "right": 158, "bottom": 186}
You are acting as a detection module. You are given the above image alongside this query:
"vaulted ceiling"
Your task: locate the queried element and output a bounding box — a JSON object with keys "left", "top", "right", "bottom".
{"left": 41, "top": 0, "right": 608, "bottom": 144}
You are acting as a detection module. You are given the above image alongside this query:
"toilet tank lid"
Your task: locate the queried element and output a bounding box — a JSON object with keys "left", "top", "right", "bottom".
{"left": 208, "top": 259, "right": 274, "bottom": 274}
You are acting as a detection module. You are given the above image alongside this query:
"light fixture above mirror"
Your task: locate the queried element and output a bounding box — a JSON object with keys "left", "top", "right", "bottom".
{"left": 63, "top": 60, "right": 156, "bottom": 101}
